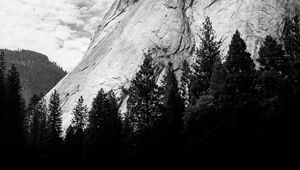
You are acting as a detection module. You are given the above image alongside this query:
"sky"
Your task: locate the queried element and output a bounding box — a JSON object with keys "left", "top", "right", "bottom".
{"left": 0, "top": 0, "right": 114, "bottom": 71}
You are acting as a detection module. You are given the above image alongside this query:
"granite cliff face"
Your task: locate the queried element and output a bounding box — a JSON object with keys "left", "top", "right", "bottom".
{"left": 45, "top": 0, "right": 300, "bottom": 130}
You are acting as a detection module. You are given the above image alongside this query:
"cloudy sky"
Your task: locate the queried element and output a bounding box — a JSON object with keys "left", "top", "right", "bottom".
{"left": 0, "top": 0, "right": 114, "bottom": 71}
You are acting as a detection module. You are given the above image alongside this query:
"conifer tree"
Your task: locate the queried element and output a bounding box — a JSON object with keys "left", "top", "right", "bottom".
{"left": 225, "top": 30, "right": 255, "bottom": 95}
{"left": 155, "top": 63, "right": 185, "bottom": 162}
{"left": 226, "top": 30, "right": 254, "bottom": 74}
{"left": 47, "top": 90, "right": 62, "bottom": 149}
{"left": 209, "top": 58, "right": 227, "bottom": 96}
{"left": 127, "top": 55, "right": 164, "bottom": 132}
{"left": 258, "top": 35, "right": 290, "bottom": 73}
{"left": 84, "top": 90, "right": 122, "bottom": 167}
{"left": 257, "top": 35, "right": 295, "bottom": 116}
{"left": 162, "top": 63, "right": 185, "bottom": 138}
{"left": 28, "top": 98, "right": 47, "bottom": 155}
{"left": 191, "top": 16, "right": 222, "bottom": 100}
{"left": 5, "top": 65, "right": 26, "bottom": 157}
{"left": 70, "top": 96, "right": 88, "bottom": 130}
{"left": 64, "top": 96, "right": 88, "bottom": 164}
{"left": 25, "top": 94, "right": 42, "bottom": 144}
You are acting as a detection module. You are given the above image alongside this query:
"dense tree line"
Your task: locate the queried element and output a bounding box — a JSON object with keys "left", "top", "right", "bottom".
{"left": 0, "top": 52, "right": 64, "bottom": 167}
{"left": 1, "top": 15, "right": 299, "bottom": 168}
{"left": 0, "top": 52, "right": 26, "bottom": 161}
{"left": 1, "top": 49, "right": 67, "bottom": 104}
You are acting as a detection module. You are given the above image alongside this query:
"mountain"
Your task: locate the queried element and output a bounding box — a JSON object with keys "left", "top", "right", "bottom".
{"left": 45, "top": 0, "right": 300, "bottom": 130}
{"left": 2, "top": 49, "right": 67, "bottom": 104}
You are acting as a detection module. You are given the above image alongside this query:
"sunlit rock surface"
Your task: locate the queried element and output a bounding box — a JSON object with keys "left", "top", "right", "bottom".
{"left": 45, "top": 0, "right": 300, "bottom": 131}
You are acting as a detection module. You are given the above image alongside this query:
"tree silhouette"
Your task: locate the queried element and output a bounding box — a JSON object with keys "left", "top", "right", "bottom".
{"left": 28, "top": 97, "right": 47, "bottom": 161}
{"left": 225, "top": 30, "right": 255, "bottom": 95}
{"left": 45, "top": 90, "right": 63, "bottom": 165}
{"left": 25, "top": 94, "right": 42, "bottom": 145}
{"left": 258, "top": 35, "right": 290, "bottom": 73}
{"left": 161, "top": 63, "right": 185, "bottom": 139}
{"left": 127, "top": 55, "right": 164, "bottom": 132}
{"left": 64, "top": 96, "right": 88, "bottom": 166}
{"left": 84, "top": 90, "right": 122, "bottom": 168}
{"left": 157, "top": 63, "right": 185, "bottom": 165}
{"left": 47, "top": 90, "right": 62, "bottom": 144}
{"left": 5, "top": 65, "right": 26, "bottom": 158}
{"left": 190, "top": 16, "right": 222, "bottom": 102}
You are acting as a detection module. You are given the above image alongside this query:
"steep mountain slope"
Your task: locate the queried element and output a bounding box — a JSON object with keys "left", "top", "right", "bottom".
{"left": 2, "top": 49, "right": 67, "bottom": 104}
{"left": 45, "top": 0, "right": 300, "bottom": 130}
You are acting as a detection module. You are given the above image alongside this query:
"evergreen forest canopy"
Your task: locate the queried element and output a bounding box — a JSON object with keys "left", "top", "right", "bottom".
{"left": 1, "top": 49, "right": 67, "bottom": 103}
{"left": 0, "top": 15, "right": 299, "bottom": 168}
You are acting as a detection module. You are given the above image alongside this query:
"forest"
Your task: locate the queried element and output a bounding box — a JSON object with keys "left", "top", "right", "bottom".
{"left": 0, "top": 15, "right": 299, "bottom": 168}
{"left": 1, "top": 49, "right": 67, "bottom": 103}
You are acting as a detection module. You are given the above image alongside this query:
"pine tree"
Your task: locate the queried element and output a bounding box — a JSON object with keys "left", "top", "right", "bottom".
{"left": 72, "top": 96, "right": 88, "bottom": 129}
{"left": 226, "top": 30, "right": 254, "bottom": 74}
{"left": 225, "top": 30, "right": 255, "bottom": 95}
{"left": 209, "top": 58, "right": 227, "bottom": 96}
{"left": 162, "top": 63, "right": 185, "bottom": 138}
{"left": 28, "top": 98, "right": 47, "bottom": 155}
{"left": 46, "top": 90, "right": 63, "bottom": 154}
{"left": 25, "top": 94, "right": 42, "bottom": 145}
{"left": 5, "top": 65, "right": 26, "bottom": 157}
{"left": 156, "top": 63, "right": 185, "bottom": 162}
{"left": 84, "top": 90, "right": 122, "bottom": 168}
{"left": 67, "top": 96, "right": 88, "bottom": 134}
{"left": 257, "top": 35, "right": 293, "bottom": 113}
{"left": 127, "top": 55, "right": 164, "bottom": 132}
{"left": 258, "top": 35, "right": 290, "bottom": 73}
{"left": 190, "top": 16, "right": 222, "bottom": 100}
{"left": 64, "top": 96, "right": 88, "bottom": 165}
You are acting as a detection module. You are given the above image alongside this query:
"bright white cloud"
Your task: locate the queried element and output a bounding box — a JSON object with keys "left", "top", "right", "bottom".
{"left": 0, "top": 0, "right": 114, "bottom": 71}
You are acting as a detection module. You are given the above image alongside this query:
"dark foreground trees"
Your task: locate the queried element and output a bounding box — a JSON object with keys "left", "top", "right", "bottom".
{"left": 5, "top": 65, "right": 26, "bottom": 159}
{"left": 180, "top": 16, "right": 299, "bottom": 165}
{"left": 126, "top": 55, "right": 164, "bottom": 132}
{"left": 84, "top": 89, "right": 122, "bottom": 168}
{"left": 0, "top": 52, "right": 27, "bottom": 164}
{"left": 1, "top": 15, "right": 299, "bottom": 167}
{"left": 24, "top": 90, "right": 63, "bottom": 168}
{"left": 64, "top": 96, "right": 88, "bottom": 166}
{"left": 190, "top": 17, "right": 222, "bottom": 104}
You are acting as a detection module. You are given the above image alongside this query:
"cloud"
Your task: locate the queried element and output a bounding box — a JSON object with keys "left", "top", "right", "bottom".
{"left": 0, "top": 0, "right": 114, "bottom": 71}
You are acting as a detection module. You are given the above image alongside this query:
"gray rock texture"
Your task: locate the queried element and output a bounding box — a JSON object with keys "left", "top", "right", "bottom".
{"left": 45, "top": 0, "right": 300, "bottom": 130}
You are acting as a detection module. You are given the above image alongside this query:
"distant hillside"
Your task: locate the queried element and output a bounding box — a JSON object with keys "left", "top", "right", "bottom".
{"left": 1, "top": 49, "right": 67, "bottom": 104}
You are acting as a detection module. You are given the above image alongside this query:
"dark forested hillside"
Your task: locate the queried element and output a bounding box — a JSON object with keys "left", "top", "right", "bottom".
{"left": 1, "top": 15, "right": 299, "bottom": 168}
{"left": 1, "top": 49, "right": 67, "bottom": 103}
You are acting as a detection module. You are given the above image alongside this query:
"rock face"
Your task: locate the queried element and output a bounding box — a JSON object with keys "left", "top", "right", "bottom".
{"left": 45, "top": 0, "right": 300, "bottom": 130}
